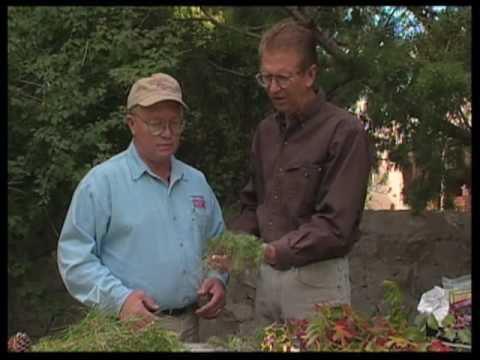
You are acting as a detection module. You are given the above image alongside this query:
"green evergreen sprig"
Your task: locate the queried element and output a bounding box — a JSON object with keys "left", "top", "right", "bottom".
{"left": 31, "top": 308, "right": 185, "bottom": 352}
{"left": 205, "top": 230, "right": 264, "bottom": 276}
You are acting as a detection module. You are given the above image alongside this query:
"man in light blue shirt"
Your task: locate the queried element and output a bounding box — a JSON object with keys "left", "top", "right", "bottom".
{"left": 58, "top": 73, "right": 228, "bottom": 341}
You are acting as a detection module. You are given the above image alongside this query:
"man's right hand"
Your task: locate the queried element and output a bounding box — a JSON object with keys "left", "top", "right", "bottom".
{"left": 119, "top": 290, "right": 160, "bottom": 330}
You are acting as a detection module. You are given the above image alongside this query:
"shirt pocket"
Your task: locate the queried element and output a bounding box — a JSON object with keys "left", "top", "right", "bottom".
{"left": 190, "top": 204, "right": 209, "bottom": 239}
{"left": 283, "top": 161, "right": 323, "bottom": 215}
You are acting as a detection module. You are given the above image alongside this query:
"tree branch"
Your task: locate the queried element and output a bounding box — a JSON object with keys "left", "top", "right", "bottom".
{"left": 11, "top": 86, "right": 42, "bottom": 103}
{"left": 199, "top": 7, "right": 261, "bottom": 39}
{"left": 207, "top": 59, "right": 251, "bottom": 79}
{"left": 457, "top": 107, "right": 472, "bottom": 129}
{"left": 81, "top": 40, "right": 89, "bottom": 67}
{"left": 170, "top": 16, "right": 267, "bottom": 32}
{"left": 441, "top": 118, "right": 471, "bottom": 145}
{"left": 406, "top": 6, "right": 433, "bottom": 33}
{"left": 383, "top": 7, "right": 398, "bottom": 29}
{"left": 326, "top": 72, "right": 355, "bottom": 100}
{"left": 285, "top": 6, "right": 349, "bottom": 64}
{"left": 17, "top": 79, "right": 44, "bottom": 88}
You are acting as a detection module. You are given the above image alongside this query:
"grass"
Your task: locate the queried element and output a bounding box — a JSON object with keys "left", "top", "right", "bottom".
{"left": 31, "top": 308, "right": 185, "bottom": 352}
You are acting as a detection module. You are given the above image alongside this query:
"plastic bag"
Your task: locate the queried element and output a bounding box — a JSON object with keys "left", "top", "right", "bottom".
{"left": 442, "top": 274, "right": 471, "bottom": 304}
{"left": 417, "top": 286, "right": 449, "bottom": 326}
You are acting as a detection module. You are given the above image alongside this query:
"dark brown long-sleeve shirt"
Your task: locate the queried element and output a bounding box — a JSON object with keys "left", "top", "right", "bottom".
{"left": 230, "top": 90, "right": 372, "bottom": 270}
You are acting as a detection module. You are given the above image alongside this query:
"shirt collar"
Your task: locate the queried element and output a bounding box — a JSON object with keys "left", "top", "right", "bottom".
{"left": 274, "top": 88, "right": 326, "bottom": 128}
{"left": 126, "top": 142, "right": 185, "bottom": 183}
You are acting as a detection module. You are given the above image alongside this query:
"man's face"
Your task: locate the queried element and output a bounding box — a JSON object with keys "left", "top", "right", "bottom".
{"left": 260, "top": 48, "right": 316, "bottom": 115}
{"left": 127, "top": 101, "right": 183, "bottom": 166}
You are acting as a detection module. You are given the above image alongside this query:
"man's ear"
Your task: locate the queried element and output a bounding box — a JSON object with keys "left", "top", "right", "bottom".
{"left": 126, "top": 114, "right": 135, "bottom": 136}
{"left": 306, "top": 64, "right": 318, "bottom": 88}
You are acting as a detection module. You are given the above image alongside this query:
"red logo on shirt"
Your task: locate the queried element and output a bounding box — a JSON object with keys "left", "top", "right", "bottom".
{"left": 192, "top": 196, "right": 206, "bottom": 209}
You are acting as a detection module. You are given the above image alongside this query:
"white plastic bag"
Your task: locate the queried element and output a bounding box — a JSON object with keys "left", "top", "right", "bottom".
{"left": 417, "top": 286, "right": 449, "bottom": 326}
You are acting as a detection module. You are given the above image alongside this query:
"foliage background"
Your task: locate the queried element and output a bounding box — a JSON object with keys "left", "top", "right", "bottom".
{"left": 8, "top": 6, "right": 471, "bottom": 337}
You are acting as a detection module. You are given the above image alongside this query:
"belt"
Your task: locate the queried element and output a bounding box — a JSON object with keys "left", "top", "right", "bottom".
{"left": 159, "top": 306, "right": 190, "bottom": 316}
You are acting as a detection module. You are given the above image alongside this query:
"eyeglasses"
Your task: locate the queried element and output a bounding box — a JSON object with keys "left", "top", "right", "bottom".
{"left": 255, "top": 71, "right": 302, "bottom": 89}
{"left": 134, "top": 113, "right": 185, "bottom": 136}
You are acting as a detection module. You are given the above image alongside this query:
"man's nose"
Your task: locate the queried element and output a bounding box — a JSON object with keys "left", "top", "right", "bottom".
{"left": 160, "top": 124, "right": 174, "bottom": 138}
{"left": 267, "top": 78, "right": 282, "bottom": 93}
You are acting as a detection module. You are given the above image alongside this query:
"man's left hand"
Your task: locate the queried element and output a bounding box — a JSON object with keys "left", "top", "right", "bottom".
{"left": 195, "top": 277, "right": 226, "bottom": 319}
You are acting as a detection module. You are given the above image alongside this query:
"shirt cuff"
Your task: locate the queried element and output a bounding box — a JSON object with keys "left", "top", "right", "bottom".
{"left": 206, "top": 270, "right": 230, "bottom": 288}
{"left": 112, "top": 287, "right": 133, "bottom": 316}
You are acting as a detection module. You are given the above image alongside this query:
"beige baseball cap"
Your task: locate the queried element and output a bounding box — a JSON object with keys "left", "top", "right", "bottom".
{"left": 127, "top": 73, "right": 188, "bottom": 111}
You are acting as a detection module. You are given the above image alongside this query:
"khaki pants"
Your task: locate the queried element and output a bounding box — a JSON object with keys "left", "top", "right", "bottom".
{"left": 255, "top": 256, "right": 351, "bottom": 327}
{"left": 154, "top": 307, "right": 199, "bottom": 342}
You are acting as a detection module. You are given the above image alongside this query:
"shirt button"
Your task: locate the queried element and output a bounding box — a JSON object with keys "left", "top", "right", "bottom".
{"left": 284, "top": 141, "right": 288, "bottom": 145}
{"left": 268, "top": 221, "right": 273, "bottom": 226}
{"left": 180, "top": 242, "right": 184, "bottom": 247}
{"left": 273, "top": 195, "right": 279, "bottom": 200}
{"left": 279, "top": 167, "right": 283, "bottom": 172}
{"left": 182, "top": 269, "right": 187, "bottom": 275}
{"left": 173, "top": 216, "right": 177, "bottom": 221}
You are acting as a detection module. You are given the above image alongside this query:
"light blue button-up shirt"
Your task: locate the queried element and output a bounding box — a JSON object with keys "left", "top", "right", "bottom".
{"left": 57, "top": 142, "right": 226, "bottom": 314}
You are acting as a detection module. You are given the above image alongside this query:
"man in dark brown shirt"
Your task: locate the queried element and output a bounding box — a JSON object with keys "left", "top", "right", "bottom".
{"left": 230, "top": 18, "right": 372, "bottom": 325}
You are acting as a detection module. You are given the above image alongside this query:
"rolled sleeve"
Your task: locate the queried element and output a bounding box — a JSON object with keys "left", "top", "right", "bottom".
{"left": 206, "top": 270, "right": 230, "bottom": 288}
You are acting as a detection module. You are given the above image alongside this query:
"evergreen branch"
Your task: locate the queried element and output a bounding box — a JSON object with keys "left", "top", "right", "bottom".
{"left": 205, "top": 231, "right": 264, "bottom": 276}
{"left": 326, "top": 73, "right": 355, "bottom": 101}
{"left": 199, "top": 7, "right": 261, "bottom": 39}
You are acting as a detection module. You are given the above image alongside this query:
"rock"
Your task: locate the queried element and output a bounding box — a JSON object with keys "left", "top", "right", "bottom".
{"left": 229, "top": 303, "right": 253, "bottom": 322}
{"left": 183, "top": 342, "right": 227, "bottom": 352}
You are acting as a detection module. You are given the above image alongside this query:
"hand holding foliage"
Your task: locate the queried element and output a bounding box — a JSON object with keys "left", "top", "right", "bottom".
{"left": 205, "top": 231, "right": 264, "bottom": 276}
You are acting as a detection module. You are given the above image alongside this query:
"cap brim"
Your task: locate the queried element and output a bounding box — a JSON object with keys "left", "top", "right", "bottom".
{"left": 138, "top": 94, "right": 189, "bottom": 110}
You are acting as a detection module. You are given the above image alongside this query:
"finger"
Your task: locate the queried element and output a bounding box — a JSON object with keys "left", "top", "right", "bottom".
{"left": 197, "top": 278, "right": 214, "bottom": 296}
{"left": 208, "top": 286, "right": 224, "bottom": 306}
{"left": 195, "top": 300, "right": 215, "bottom": 316}
{"left": 195, "top": 306, "right": 216, "bottom": 318}
{"left": 195, "top": 295, "right": 225, "bottom": 318}
{"left": 124, "top": 306, "right": 157, "bottom": 322}
{"left": 122, "top": 310, "right": 157, "bottom": 332}
{"left": 142, "top": 295, "right": 159, "bottom": 312}
{"left": 197, "top": 304, "right": 224, "bottom": 319}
